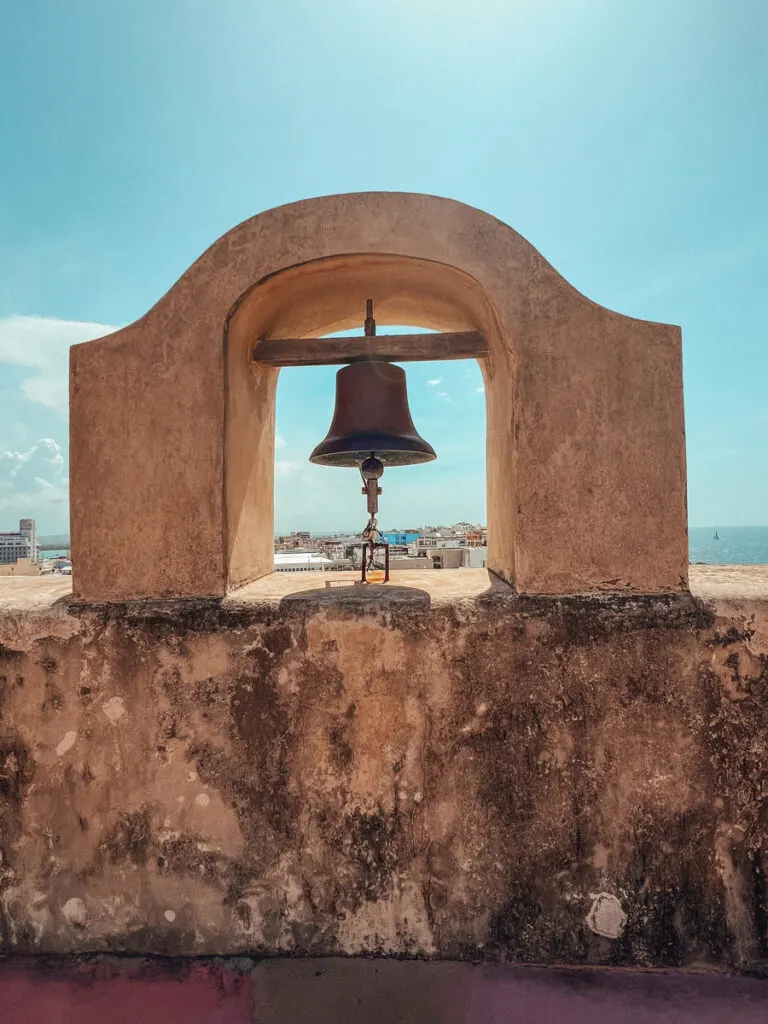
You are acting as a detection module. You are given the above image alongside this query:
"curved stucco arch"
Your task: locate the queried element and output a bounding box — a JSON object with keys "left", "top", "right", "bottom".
{"left": 70, "top": 193, "right": 686, "bottom": 602}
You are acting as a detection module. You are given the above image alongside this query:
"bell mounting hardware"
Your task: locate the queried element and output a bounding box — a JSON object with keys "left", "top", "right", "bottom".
{"left": 308, "top": 300, "right": 437, "bottom": 583}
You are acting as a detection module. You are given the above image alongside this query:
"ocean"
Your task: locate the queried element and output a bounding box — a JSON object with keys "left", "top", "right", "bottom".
{"left": 689, "top": 526, "right": 768, "bottom": 565}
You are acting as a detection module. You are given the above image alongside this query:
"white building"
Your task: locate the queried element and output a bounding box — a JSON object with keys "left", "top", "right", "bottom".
{"left": 416, "top": 534, "right": 467, "bottom": 552}
{"left": 0, "top": 518, "right": 39, "bottom": 565}
{"left": 467, "top": 546, "right": 488, "bottom": 569}
{"left": 274, "top": 552, "right": 333, "bottom": 573}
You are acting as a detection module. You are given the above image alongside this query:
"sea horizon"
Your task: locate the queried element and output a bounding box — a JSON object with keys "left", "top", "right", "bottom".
{"left": 689, "top": 525, "right": 768, "bottom": 565}
{"left": 37, "top": 525, "right": 768, "bottom": 567}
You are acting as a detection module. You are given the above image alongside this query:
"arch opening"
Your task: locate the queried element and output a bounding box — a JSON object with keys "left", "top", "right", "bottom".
{"left": 224, "top": 252, "right": 513, "bottom": 592}
{"left": 273, "top": 339, "right": 487, "bottom": 574}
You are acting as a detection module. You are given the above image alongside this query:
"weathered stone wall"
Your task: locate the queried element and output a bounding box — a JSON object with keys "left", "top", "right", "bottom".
{"left": 1, "top": 573, "right": 767, "bottom": 971}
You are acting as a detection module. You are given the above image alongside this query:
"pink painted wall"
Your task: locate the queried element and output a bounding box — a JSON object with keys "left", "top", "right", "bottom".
{"left": 1, "top": 959, "right": 766, "bottom": 1024}
{"left": 0, "top": 961, "right": 252, "bottom": 1024}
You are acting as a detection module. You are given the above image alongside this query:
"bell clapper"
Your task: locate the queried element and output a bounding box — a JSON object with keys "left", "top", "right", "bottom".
{"left": 359, "top": 454, "right": 388, "bottom": 582}
{"left": 360, "top": 454, "right": 384, "bottom": 516}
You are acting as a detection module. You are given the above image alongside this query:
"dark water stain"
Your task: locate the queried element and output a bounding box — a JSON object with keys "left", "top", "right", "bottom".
{"left": 96, "top": 806, "right": 154, "bottom": 868}
{"left": 0, "top": 728, "right": 35, "bottom": 817}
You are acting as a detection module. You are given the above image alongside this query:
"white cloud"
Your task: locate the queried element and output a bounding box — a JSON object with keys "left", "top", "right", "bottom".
{"left": 275, "top": 433, "right": 288, "bottom": 451}
{"left": 2, "top": 449, "right": 33, "bottom": 478}
{"left": 0, "top": 437, "right": 68, "bottom": 524}
{"left": 427, "top": 378, "right": 442, "bottom": 387}
{"left": 275, "top": 459, "right": 302, "bottom": 478}
{"left": 0, "top": 317, "right": 114, "bottom": 530}
{"left": 0, "top": 315, "right": 117, "bottom": 413}
{"left": 1, "top": 438, "right": 64, "bottom": 478}
{"left": 476, "top": 386, "right": 485, "bottom": 394}
{"left": 436, "top": 391, "right": 450, "bottom": 401}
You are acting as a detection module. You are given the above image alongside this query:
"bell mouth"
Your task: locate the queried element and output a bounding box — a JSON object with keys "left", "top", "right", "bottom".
{"left": 309, "top": 433, "right": 436, "bottom": 468}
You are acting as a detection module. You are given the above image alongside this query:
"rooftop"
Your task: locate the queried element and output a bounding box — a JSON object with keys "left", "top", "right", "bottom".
{"left": 2, "top": 564, "right": 767, "bottom": 612}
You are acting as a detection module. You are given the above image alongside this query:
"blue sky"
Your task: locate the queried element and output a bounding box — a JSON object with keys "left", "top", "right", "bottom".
{"left": 1, "top": 0, "right": 766, "bottom": 535}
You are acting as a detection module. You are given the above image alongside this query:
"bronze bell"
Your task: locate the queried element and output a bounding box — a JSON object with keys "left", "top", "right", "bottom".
{"left": 309, "top": 358, "right": 436, "bottom": 468}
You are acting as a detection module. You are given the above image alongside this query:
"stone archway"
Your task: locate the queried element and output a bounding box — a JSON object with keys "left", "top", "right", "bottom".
{"left": 70, "top": 193, "right": 687, "bottom": 602}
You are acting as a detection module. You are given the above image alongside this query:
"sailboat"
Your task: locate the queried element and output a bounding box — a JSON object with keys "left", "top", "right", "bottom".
{"left": 713, "top": 530, "right": 720, "bottom": 541}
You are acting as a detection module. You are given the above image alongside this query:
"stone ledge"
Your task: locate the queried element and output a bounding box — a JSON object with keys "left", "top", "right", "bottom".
{"left": 2, "top": 565, "right": 767, "bottom": 616}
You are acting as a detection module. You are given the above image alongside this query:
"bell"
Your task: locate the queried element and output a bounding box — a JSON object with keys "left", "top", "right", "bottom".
{"left": 309, "top": 359, "right": 436, "bottom": 468}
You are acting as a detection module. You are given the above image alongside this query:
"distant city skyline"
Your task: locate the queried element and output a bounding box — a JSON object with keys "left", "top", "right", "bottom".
{"left": 2, "top": 1, "right": 768, "bottom": 533}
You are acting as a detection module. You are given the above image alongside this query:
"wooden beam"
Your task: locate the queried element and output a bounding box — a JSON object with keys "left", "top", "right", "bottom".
{"left": 251, "top": 330, "right": 488, "bottom": 367}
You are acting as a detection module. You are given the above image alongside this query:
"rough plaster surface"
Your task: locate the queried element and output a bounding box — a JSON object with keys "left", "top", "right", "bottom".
{"left": 1, "top": 572, "right": 768, "bottom": 970}
{"left": 69, "top": 192, "right": 687, "bottom": 601}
